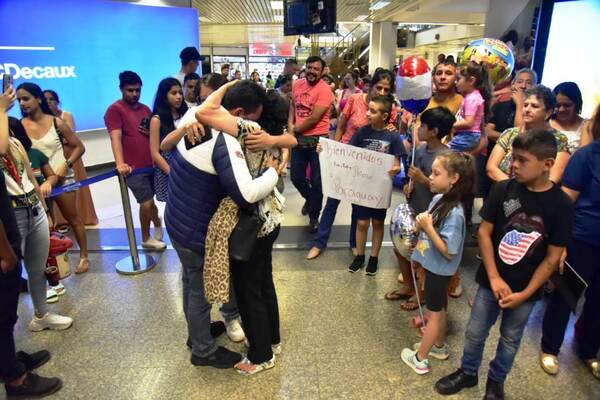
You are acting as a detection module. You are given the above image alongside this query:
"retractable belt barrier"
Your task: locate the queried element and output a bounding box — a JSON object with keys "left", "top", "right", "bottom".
{"left": 49, "top": 167, "right": 157, "bottom": 275}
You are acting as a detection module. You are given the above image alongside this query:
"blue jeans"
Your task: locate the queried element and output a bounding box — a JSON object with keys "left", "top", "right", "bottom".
{"left": 312, "top": 197, "right": 357, "bottom": 250}
{"left": 461, "top": 286, "right": 536, "bottom": 383}
{"left": 449, "top": 132, "right": 481, "bottom": 152}
{"left": 172, "top": 240, "right": 239, "bottom": 358}
{"left": 15, "top": 204, "right": 49, "bottom": 317}
{"left": 290, "top": 146, "right": 322, "bottom": 220}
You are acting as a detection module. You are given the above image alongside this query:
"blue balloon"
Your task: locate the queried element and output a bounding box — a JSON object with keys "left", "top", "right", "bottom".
{"left": 400, "top": 99, "right": 430, "bottom": 115}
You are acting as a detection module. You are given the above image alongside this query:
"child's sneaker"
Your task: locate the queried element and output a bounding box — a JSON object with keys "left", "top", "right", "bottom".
{"left": 401, "top": 348, "right": 430, "bottom": 374}
{"left": 413, "top": 342, "right": 450, "bottom": 360}
{"left": 348, "top": 255, "right": 365, "bottom": 273}
{"left": 365, "top": 256, "right": 378, "bottom": 276}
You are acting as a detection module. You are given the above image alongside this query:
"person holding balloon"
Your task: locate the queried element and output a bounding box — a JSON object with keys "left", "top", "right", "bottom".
{"left": 449, "top": 62, "right": 492, "bottom": 152}
{"left": 401, "top": 151, "right": 474, "bottom": 375}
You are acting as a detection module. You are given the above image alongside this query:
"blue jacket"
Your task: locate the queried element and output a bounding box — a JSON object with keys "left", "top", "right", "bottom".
{"left": 165, "top": 131, "right": 278, "bottom": 255}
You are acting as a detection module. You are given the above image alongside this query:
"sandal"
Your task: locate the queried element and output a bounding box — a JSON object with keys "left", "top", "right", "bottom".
{"left": 234, "top": 356, "right": 275, "bottom": 375}
{"left": 400, "top": 295, "right": 425, "bottom": 311}
{"left": 306, "top": 247, "right": 321, "bottom": 260}
{"left": 75, "top": 257, "right": 89, "bottom": 274}
{"left": 384, "top": 289, "right": 413, "bottom": 301}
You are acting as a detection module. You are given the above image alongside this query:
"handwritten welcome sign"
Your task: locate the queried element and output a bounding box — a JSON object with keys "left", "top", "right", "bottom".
{"left": 319, "top": 138, "right": 395, "bottom": 209}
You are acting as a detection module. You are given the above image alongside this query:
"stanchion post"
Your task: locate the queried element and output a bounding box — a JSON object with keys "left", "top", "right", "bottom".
{"left": 115, "top": 172, "right": 157, "bottom": 275}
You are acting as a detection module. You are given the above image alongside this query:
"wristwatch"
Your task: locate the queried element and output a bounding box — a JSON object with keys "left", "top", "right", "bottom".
{"left": 65, "top": 159, "right": 73, "bottom": 168}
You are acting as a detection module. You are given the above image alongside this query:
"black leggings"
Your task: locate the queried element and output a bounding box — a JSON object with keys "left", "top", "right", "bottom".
{"left": 230, "top": 226, "right": 281, "bottom": 364}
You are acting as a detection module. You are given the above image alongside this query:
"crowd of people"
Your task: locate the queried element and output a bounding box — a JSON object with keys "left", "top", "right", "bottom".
{"left": 0, "top": 42, "right": 599, "bottom": 399}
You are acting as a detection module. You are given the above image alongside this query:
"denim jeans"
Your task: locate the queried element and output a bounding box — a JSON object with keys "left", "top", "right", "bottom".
{"left": 290, "top": 146, "right": 322, "bottom": 220}
{"left": 312, "top": 197, "right": 357, "bottom": 250}
{"left": 172, "top": 240, "right": 239, "bottom": 358}
{"left": 14, "top": 204, "right": 49, "bottom": 317}
{"left": 461, "top": 286, "right": 536, "bottom": 383}
{"left": 542, "top": 238, "right": 600, "bottom": 359}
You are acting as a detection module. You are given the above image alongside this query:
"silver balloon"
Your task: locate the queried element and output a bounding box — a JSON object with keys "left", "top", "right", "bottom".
{"left": 390, "top": 203, "right": 417, "bottom": 259}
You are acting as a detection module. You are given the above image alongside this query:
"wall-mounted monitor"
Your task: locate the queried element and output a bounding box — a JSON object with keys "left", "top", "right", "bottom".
{"left": 284, "top": 0, "right": 337, "bottom": 36}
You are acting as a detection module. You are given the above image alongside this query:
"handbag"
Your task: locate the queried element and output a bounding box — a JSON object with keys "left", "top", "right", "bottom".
{"left": 228, "top": 150, "right": 266, "bottom": 262}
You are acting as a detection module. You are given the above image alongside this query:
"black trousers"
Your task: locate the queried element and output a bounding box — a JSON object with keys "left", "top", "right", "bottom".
{"left": 541, "top": 238, "right": 600, "bottom": 359}
{"left": 231, "top": 226, "right": 281, "bottom": 364}
{"left": 0, "top": 263, "right": 25, "bottom": 382}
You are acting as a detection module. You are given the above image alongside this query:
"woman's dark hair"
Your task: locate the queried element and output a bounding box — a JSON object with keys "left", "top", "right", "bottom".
{"left": 43, "top": 89, "right": 60, "bottom": 104}
{"left": 553, "top": 81, "right": 583, "bottom": 115}
{"left": 257, "top": 91, "right": 289, "bottom": 136}
{"left": 501, "top": 29, "right": 519, "bottom": 45}
{"left": 459, "top": 62, "right": 493, "bottom": 122}
{"left": 8, "top": 117, "right": 32, "bottom": 151}
{"left": 222, "top": 80, "right": 267, "bottom": 115}
{"left": 345, "top": 71, "right": 359, "bottom": 85}
{"left": 420, "top": 107, "right": 457, "bottom": 139}
{"left": 525, "top": 85, "right": 556, "bottom": 113}
{"left": 371, "top": 68, "right": 396, "bottom": 89}
{"left": 119, "top": 70, "right": 142, "bottom": 88}
{"left": 195, "top": 73, "right": 228, "bottom": 101}
{"left": 152, "top": 78, "right": 188, "bottom": 139}
{"left": 16, "top": 82, "right": 53, "bottom": 117}
{"left": 430, "top": 152, "right": 475, "bottom": 228}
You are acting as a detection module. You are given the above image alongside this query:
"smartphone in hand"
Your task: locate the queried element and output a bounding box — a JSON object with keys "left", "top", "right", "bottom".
{"left": 2, "top": 74, "right": 13, "bottom": 92}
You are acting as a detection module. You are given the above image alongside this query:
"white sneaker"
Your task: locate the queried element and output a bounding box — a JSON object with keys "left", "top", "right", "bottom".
{"left": 226, "top": 319, "right": 246, "bottom": 342}
{"left": 46, "top": 288, "right": 58, "bottom": 304}
{"left": 154, "top": 219, "right": 164, "bottom": 241}
{"left": 401, "top": 348, "right": 430, "bottom": 375}
{"left": 141, "top": 237, "right": 166, "bottom": 250}
{"left": 54, "top": 282, "right": 66, "bottom": 296}
{"left": 29, "top": 313, "right": 73, "bottom": 332}
{"left": 412, "top": 342, "right": 450, "bottom": 360}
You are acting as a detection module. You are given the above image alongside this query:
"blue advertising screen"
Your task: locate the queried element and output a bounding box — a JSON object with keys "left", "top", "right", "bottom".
{"left": 0, "top": 0, "right": 199, "bottom": 131}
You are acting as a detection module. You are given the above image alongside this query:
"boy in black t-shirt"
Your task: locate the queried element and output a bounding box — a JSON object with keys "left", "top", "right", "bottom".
{"left": 348, "top": 95, "right": 405, "bottom": 275}
{"left": 435, "top": 130, "right": 573, "bottom": 400}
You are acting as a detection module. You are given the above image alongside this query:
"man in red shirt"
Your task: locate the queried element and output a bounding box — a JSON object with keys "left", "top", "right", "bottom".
{"left": 288, "top": 56, "right": 334, "bottom": 232}
{"left": 104, "top": 71, "right": 165, "bottom": 250}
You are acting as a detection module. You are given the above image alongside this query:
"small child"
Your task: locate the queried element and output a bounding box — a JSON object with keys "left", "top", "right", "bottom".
{"left": 449, "top": 62, "right": 492, "bottom": 152}
{"left": 348, "top": 95, "right": 405, "bottom": 275}
{"left": 401, "top": 151, "right": 474, "bottom": 374}
{"left": 435, "top": 130, "right": 573, "bottom": 399}
{"left": 385, "top": 107, "right": 454, "bottom": 306}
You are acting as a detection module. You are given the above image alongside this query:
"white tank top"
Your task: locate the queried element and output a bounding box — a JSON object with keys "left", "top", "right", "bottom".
{"left": 562, "top": 119, "right": 587, "bottom": 154}
{"left": 30, "top": 119, "right": 67, "bottom": 172}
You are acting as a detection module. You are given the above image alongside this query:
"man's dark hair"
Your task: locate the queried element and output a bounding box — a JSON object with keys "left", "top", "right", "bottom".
{"left": 553, "top": 81, "right": 583, "bottom": 115}
{"left": 179, "top": 46, "right": 201, "bottom": 66}
{"left": 433, "top": 58, "right": 457, "bottom": 74}
{"left": 370, "top": 95, "right": 393, "bottom": 122}
{"left": 222, "top": 80, "right": 267, "bottom": 115}
{"left": 184, "top": 72, "right": 200, "bottom": 83}
{"left": 221, "top": 64, "right": 230, "bottom": 71}
{"left": 306, "top": 56, "right": 326, "bottom": 70}
{"left": 525, "top": 85, "right": 556, "bottom": 113}
{"left": 512, "top": 129, "right": 558, "bottom": 160}
{"left": 285, "top": 58, "right": 297, "bottom": 66}
{"left": 119, "top": 70, "right": 142, "bottom": 88}
{"left": 420, "top": 107, "right": 457, "bottom": 139}
{"left": 257, "top": 91, "right": 289, "bottom": 136}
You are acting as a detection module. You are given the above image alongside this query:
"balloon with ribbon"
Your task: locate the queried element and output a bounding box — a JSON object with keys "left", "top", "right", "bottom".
{"left": 390, "top": 203, "right": 418, "bottom": 259}
{"left": 396, "top": 56, "right": 432, "bottom": 115}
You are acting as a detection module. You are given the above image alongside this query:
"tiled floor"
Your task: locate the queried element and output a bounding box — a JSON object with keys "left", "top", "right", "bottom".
{"left": 6, "top": 174, "right": 599, "bottom": 399}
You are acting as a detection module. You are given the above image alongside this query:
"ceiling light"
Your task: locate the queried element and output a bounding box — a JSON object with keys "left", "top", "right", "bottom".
{"left": 370, "top": 1, "right": 390, "bottom": 11}
{"left": 271, "top": 1, "right": 284, "bottom": 10}
{"left": 354, "top": 15, "right": 369, "bottom": 21}
{"left": 274, "top": 15, "right": 284, "bottom": 22}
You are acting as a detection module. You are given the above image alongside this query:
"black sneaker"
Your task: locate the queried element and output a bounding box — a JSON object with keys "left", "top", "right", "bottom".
{"left": 16, "top": 350, "right": 51, "bottom": 371}
{"left": 309, "top": 218, "right": 319, "bottom": 233}
{"left": 191, "top": 346, "right": 242, "bottom": 369}
{"left": 365, "top": 256, "right": 378, "bottom": 276}
{"left": 186, "top": 321, "right": 227, "bottom": 348}
{"left": 483, "top": 377, "right": 504, "bottom": 400}
{"left": 4, "top": 373, "right": 62, "bottom": 398}
{"left": 301, "top": 201, "right": 309, "bottom": 216}
{"left": 435, "top": 368, "right": 478, "bottom": 395}
{"left": 348, "top": 255, "right": 365, "bottom": 273}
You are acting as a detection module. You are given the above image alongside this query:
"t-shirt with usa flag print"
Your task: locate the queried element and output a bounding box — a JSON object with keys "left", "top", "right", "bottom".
{"left": 476, "top": 179, "right": 573, "bottom": 301}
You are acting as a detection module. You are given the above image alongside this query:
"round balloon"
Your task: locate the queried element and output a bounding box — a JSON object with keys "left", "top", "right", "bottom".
{"left": 390, "top": 203, "right": 417, "bottom": 259}
{"left": 396, "top": 56, "right": 432, "bottom": 115}
{"left": 460, "top": 38, "right": 515, "bottom": 85}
